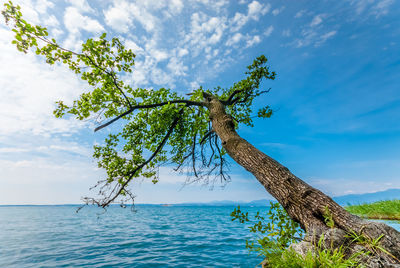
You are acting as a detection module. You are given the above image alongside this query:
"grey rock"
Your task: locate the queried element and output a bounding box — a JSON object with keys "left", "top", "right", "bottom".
{"left": 289, "top": 241, "right": 315, "bottom": 257}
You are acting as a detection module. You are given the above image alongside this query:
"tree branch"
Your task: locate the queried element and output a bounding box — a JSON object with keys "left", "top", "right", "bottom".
{"left": 94, "top": 109, "right": 132, "bottom": 132}
{"left": 84, "top": 56, "right": 133, "bottom": 109}
{"left": 24, "top": 30, "right": 133, "bottom": 109}
{"left": 207, "top": 132, "right": 215, "bottom": 167}
{"left": 101, "top": 109, "right": 183, "bottom": 207}
{"left": 221, "top": 89, "right": 244, "bottom": 105}
{"left": 191, "top": 134, "right": 198, "bottom": 177}
{"left": 199, "top": 129, "right": 214, "bottom": 145}
{"left": 233, "top": 88, "right": 271, "bottom": 105}
{"left": 94, "top": 100, "right": 205, "bottom": 132}
{"left": 222, "top": 88, "right": 271, "bottom": 106}
{"left": 214, "top": 135, "right": 227, "bottom": 182}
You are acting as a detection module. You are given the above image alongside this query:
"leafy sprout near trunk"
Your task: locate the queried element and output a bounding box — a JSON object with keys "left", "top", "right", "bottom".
{"left": 231, "top": 202, "right": 305, "bottom": 256}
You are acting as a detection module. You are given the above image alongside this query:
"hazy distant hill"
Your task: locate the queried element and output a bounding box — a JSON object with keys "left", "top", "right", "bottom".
{"left": 332, "top": 188, "right": 400, "bottom": 206}
{"left": 170, "top": 199, "right": 271, "bottom": 207}
{"left": 166, "top": 188, "right": 400, "bottom": 207}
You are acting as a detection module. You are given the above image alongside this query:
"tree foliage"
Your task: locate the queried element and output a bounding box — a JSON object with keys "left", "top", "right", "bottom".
{"left": 231, "top": 202, "right": 304, "bottom": 256}
{"left": 2, "top": 1, "right": 276, "bottom": 207}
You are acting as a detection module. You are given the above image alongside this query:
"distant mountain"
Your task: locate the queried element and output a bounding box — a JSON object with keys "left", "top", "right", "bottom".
{"left": 170, "top": 198, "right": 271, "bottom": 207}
{"left": 163, "top": 189, "right": 400, "bottom": 207}
{"left": 333, "top": 188, "right": 400, "bottom": 206}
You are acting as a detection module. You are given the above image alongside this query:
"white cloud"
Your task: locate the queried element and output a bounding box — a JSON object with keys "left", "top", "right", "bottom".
{"left": 231, "top": 1, "right": 270, "bottom": 31}
{"left": 310, "top": 14, "right": 324, "bottom": 27}
{"left": 317, "top": 31, "right": 337, "bottom": 45}
{"left": 177, "top": 48, "right": 189, "bottom": 57}
{"left": 282, "top": 29, "right": 291, "bottom": 37}
{"left": 0, "top": 139, "right": 91, "bottom": 158}
{"left": 35, "top": 0, "right": 54, "bottom": 14}
{"left": 231, "top": 12, "right": 247, "bottom": 31}
{"left": 104, "top": 1, "right": 133, "bottom": 33}
{"left": 195, "top": 0, "right": 228, "bottom": 12}
{"left": 272, "top": 6, "right": 285, "bottom": 16}
{"left": 129, "top": 3, "right": 158, "bottom": 32}
{"left": 245, "top": 35, "right": 261, "bottom": 48}
{"left": 167, "top": 57, "right": 188, "bottom": 76}
{"left": 190, "top": 81, "right": 201, "bottom": 90}
{"left": 63, "top": 7, "right": 104, "bottom": 51}
{"left": 67, "top": 0, "right": 94, "bottom": 13}
{"left": 169, "top": 0, "right": 184, "bottom": 14}
{"left": 16, "top": 0, "right": 40, "bottom": 24}
{"left": 0, "top": 156, "right": 100, "bottom": 204}
{"left": 0, "top": 28, "right": 86, "bottom": 136}
{"left": 349, "top": 0, "right": 394, "bottom": 18}
{"left": 248, "top": 1, "right": 270, "bottom": 18}
{"left": 226, "top": 32, "right": 243, "bottom": 46}
{"left": 288, "top": 14, "right": 337, "bottom": 48}
{"left": 264, "top": 25, "right": 274, "bottom": 37}
{"left": 151, "top": 68, "right": 175, "bottom": 86}
{"left": 372, "top": 0, "right": 394, "bottom": 17}
{"left": 184, "top": 12, "right": 227, "bottom": 56}
{"left": 43, "top": 15, "right": 60, "bottom": 28}
{"left": 64, "top": 7, "right": 104, "bottom": 35}
{"left": 0, "top": 148, "right": 30, "bottom": 153}
{"left": 295, "top": 9, "right": 306, "bottom": 18}
{"left": 125, "top": 39, "right": 144, "bottom": 55}
{"left": 152, "top": 49, "right": 169, "bottom": 62}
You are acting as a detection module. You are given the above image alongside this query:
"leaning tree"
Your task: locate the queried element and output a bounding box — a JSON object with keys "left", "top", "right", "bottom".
{"left": 3, "top": 2, "right": 399, "bottom": 266}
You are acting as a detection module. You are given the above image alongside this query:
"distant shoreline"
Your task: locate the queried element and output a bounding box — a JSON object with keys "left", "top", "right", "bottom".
{"left": 345, "top": 200, "right": 400, "bottom": 221}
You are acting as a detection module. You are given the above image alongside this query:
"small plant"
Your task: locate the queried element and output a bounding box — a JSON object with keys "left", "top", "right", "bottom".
{"left": 231, "top": 202, "right": 305, "bottom": 266}
{"left": 346, "top": 229, "right": 400, "bottom": 263}
{"left": 231, "top": 203, "right": 367, "bottom": 267}
{"left": 276, "top": 243, "right": 364, "bottom": 268}
{"left": 323, "top": 206, "right": 335, "bottom": 229}
{"left": 231, "top": 202, "right": 304, "bottom": 257}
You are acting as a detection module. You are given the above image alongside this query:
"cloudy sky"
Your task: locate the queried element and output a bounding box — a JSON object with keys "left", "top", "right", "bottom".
{"left": 0, "top": 0, "right": 399, "bottom": 204}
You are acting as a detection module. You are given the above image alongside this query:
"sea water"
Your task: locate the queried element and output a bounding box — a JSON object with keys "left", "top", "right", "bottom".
{"left": 1, "top": 205, "right": 399, "bottom": 267}
{"left": 0, "top": 205, "right": 266, "bottom": 267}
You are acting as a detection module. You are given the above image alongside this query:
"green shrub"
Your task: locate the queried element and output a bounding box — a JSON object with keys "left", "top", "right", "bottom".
{"left": 231, "top": 202, "right": 365, "bottom": 267}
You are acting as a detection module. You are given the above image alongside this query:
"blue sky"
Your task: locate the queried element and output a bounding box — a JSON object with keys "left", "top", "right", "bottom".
{"left": 0, "top": 0, "right": 399, "bottom": 204}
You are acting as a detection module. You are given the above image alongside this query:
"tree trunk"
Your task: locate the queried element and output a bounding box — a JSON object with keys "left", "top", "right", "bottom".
{"left": 206, "top": 96, "right": 400, "bottom": 266}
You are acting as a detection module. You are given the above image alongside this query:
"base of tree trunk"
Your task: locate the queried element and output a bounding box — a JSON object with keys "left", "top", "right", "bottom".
{"left": 287, "top": 222, "right": 400, "bottom": 267}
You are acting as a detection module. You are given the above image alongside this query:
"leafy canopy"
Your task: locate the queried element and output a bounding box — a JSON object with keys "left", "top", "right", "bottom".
{"left": 2, "top": 2, "right": 276, "bottom": 206}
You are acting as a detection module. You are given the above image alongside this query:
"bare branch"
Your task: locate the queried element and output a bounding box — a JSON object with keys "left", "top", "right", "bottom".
{"left": 214, "top": 135, "right": 228, "bottom": 182}
{"left": 173, "top": 150, "right": 192, "bottom": 172}
{"left": 199, "top": 129, "right": 214, "bottom": 145}
{"left": 207, "top": 131, "right": 215, "bottom": 167}
{"left": 191, "top": 134, "right": 198, "bottom": 177}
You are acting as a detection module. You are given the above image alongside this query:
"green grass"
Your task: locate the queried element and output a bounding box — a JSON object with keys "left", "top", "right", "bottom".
{"left": 345, "top": 200, "right": 400, "bottom": 220}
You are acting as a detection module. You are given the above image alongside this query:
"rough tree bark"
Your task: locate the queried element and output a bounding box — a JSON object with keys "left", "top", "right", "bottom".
{"left": 205, "top": 93, "right": 400, "bottom": 267}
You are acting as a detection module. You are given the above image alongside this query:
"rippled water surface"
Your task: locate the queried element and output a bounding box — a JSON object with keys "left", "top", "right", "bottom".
{"left": 0, "top": 205, "right": 266, "bottom": 267}
{"left": 2, "top": 206, "right": 399, "bottom": 267}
